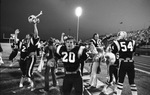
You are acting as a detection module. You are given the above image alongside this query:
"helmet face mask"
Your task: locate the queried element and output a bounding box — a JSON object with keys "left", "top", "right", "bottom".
{"left": 28, "top": 15, "right": 40, "bottom": 23}
{"left": 117, "top": 31, "right": 127, "bottom": 40}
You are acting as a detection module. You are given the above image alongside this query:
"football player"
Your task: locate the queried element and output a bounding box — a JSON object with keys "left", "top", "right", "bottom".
{"left": 112, "top": 31, "right": 138, "bottom": 95}
{"left": 90, "top": 33, "right": 102, "bottom": 47}
{"left": 56, "top": 36, "right": 88, "bottom": 95}
{"left": 25, "top": 17, "right": 40, "bottom": 89}
{"left": 9, "top": 29, "right": 20, "bottom": 66}
{"left": 19, "top": 35, "right": 29, "bottom": 87}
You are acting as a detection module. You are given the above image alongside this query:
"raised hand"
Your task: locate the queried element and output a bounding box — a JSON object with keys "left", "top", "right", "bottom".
{"left": 15, "top": 29, "right": 20, "bottom": 34}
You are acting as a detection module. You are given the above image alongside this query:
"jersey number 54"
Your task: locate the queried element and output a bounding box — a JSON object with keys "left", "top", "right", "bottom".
{"left": 120, "top": 42, "right": 133, "bottom": 52}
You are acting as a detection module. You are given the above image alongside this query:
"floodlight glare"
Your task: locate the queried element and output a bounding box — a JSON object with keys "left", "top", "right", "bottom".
{"left": 75, "top": 7, "right": 82, "bottom": 17}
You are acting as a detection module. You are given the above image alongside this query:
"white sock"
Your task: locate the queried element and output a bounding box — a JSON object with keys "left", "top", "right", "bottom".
{"left": 117, "top": 82, "right": 123, "bottom": 95}
{"left": 131, "top": 84, "right": 138, "bottom": 95}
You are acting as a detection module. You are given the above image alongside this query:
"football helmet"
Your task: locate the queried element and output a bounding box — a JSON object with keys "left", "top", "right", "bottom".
{"left": 28, "top": 15, "right": 40, "bottom": 23}
{"left": 117, "top": 31, "right": 127, "bottom": 40}
{"left": 28, "top": 11, "right": 42, "bottom": 23}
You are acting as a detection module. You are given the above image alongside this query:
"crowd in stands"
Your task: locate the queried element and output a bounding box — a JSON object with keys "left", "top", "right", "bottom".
{"left": 121, "top": 26, "right": 150, "bottom": 48}
{"left": 100, "top": 26, "right": 150, "bottom": 49}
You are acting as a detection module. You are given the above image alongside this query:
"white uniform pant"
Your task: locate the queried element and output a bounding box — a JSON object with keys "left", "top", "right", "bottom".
{"left": 89, "top": 61, "right": 99, "bottom": 87}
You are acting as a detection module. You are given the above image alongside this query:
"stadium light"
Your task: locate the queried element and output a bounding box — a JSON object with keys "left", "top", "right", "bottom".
{"left": 75, "top": 7, "right": 82, "bottom": 42}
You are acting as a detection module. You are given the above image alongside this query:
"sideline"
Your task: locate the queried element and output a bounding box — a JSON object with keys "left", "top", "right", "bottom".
{"left": 140, "top": 55, "right": 150, "bottom": 58}
{"left": 135, "top": 68, "right": 150, "bottom": 75}
{"left": 135, "top": 64, "right": 150, "bottom": 69}
{"left": 0, "top": 61, "right": 18, "bottom": 72}
{"left": 135, "top": 62, "right": 150, "bottom": 67}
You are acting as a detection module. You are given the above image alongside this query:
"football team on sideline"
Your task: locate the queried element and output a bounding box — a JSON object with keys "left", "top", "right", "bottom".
{"left": 0, "top": 11, "right": 138, "bottom": 95}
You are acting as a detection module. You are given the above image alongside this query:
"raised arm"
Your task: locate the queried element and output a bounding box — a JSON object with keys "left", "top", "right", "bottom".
{"left": 14, "top": 29, "right": 20, "bottom": 43}
{"left": 60, "top": 32, "right": 65, "bottom": 43}
{"left": 29, "top": 11, "right": 43, "bottom": 39}
{"left": 33, "top": 23, "right": 38, "bottom": 39}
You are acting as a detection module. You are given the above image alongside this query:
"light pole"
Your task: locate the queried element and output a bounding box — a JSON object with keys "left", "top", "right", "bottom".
{"left": 75, "top": 7, "right": 82, "bottom": 42}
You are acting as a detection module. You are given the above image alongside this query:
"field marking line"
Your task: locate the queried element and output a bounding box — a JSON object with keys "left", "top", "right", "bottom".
{"left": 135, "top": 62, "right": 150, "bottom": 67}
{"left": 135, "top": 64, "right": 150, "bottom": 69}
{"left": 0, "top": 61, "right": 18, "bottom": 72}
{"left": 140, "top": 55, "right": 150, "bottom": 58}
{"left": 135, "top": 68, "right": 150, "bottom": 75}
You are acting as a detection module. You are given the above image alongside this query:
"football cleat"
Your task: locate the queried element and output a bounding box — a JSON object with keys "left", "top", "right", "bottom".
{"left": 27, "top": 78, "right": 34, "bottom": 89}
{"left": 19, "top": 76, "right": 25, "bottom": 87}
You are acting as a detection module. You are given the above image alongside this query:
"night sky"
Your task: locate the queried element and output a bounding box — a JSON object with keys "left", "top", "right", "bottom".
{"left": 1, "top": 0, "right": 150, "bottom": 40}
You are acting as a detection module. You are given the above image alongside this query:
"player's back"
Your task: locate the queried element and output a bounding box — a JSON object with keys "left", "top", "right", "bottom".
{"left": 117, "top": 39, "right": 136, "bottom": 59}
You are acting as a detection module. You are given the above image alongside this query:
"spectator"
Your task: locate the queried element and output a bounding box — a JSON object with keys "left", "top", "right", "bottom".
{"left": 9, "top": 29, "right": 20, "bottom": 66}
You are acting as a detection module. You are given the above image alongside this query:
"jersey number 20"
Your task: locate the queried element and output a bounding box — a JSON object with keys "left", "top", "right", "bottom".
{"left": 62, "top": 52, "right": 75, "bottom": 63}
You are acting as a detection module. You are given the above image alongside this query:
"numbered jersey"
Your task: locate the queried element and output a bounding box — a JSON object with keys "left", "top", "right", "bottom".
{"left": 11, "top": 40, "right": 20, "bottom": 50}
{"left": 111, "top": 39, "right": 136, "bottom": 59}
{"left": 90, "top": 39, "right": 102, "bottom": 47}
{"left": 56, "top": 45, "right": 88, "bottom": 72}
{"left": 20, "top": 39, "right": 28, "bottom": 59}
{"left": 26, "top": 37, "right": 39, "bottom": 55}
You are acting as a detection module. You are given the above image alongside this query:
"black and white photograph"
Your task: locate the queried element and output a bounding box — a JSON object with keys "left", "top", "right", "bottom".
{"left": 0, "top": 0, "right": 150, "bottom": 95}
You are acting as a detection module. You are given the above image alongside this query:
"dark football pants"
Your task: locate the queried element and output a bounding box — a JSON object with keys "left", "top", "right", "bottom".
{"left": 81, "top": 60, "right": 85, "bottom": 76}
{"left": 118, "top": 61, "right": 135, "bottom": 85}
{"left": 45, "top": 64, "right": 57, "bottom": 91}
{"left": 19, "top": 59, "right": 27, "bottom": 76}
{"left": 117, "top": 61, "right": 137, "bottom": 95}
{"left": 63, "top": 71, "right": 83, "bottom": 95}
{"left": 26, "top": 56, "right": 36, "bottom": 78}
{"left": 9, "top": 49, "right": 18, "bottom": 61}
{"left": 108, "top": 60, "right": 119, "bottom": 83}
{"left": 108, "top": 65, "right": 118, "bottom": 83}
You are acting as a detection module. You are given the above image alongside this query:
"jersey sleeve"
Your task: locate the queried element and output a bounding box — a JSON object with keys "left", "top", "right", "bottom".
{"left": 90, "top": 39, "right": 95, "bottom": 44}
{"left": 111, "top": 41, "right": 119, "bottom": 54}
{"left": 55, "top": 45, "right": 63, "bottom": 59}
{"left": 132, "top": 40, "right": 136, "bottom": 52}
{"left": 78, "top": 46, "right": 88, "bottom": 61}
{"left": 33, "top": 36, "right": 40, "bottom": 46}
